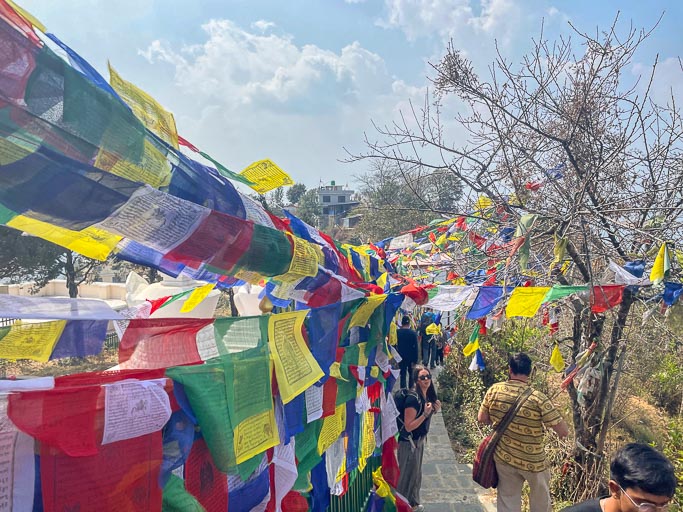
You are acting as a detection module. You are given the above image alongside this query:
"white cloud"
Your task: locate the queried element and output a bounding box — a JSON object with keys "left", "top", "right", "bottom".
{"left": 632, "top": 57, "right": 683, "bottom": 108}
{"left": 251, "top": 20, "right": 276, "bottom": 32}
{"left": 140, "top": 19, "right": 428, "bottom": 185}
{"left": 377, "top": 0, "right": 520, "bottom": 43}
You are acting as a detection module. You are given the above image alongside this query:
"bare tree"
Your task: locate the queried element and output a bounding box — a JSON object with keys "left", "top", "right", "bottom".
{"left": 349, "top": 16, "right": 683, "bottom": 499}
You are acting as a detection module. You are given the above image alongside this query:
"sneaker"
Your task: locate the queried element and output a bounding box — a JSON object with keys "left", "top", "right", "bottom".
{"left": 412, "top": 505, "right": 425, "bottom": 512}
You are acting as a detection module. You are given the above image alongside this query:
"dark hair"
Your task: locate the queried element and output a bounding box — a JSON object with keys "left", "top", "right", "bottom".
{"left": 401, "top": 315, "right": 411, "bottom": 326}
{"left": 509, "top": 352, "right": 532, "bottom": 376}
{"left": 411, "top": 364, "right": 438, "bottom": 402}
{"left": 611, "top": 443, "right": 677, "bottom": 497}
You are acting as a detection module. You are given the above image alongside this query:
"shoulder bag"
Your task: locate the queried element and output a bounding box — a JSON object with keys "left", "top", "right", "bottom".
{"left": 472, "top": 386, "right": 534, "bottom": 489}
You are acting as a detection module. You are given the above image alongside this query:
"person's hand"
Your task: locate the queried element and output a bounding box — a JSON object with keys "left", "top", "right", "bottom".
{"left": 434, "top": 400, "right": 442, "bottom": 413}
{"left": 424, "top": 402, "right": 434, "bottom": 417}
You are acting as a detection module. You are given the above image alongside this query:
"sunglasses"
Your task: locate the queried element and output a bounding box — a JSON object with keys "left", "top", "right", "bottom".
{"left": 618, "top": 485, "right": 670, "bottom": 512}
{"left": 418, "top": 375, "right": 432, "bottom": 381}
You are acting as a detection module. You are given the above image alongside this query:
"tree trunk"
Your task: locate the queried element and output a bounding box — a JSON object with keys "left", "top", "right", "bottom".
{"left": 64, "top": 250, "right": 79, "bottom": 298}
{"left": 568, "top": 288, "right": 635, "bottom": 500}
{"left": 228, "top": 288, "right": 238, "bottom": 317}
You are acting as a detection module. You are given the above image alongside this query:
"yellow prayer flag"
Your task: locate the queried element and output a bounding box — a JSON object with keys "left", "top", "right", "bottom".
{"left": 550, "top": 344, "right": 565, "bottom": 372}
{"left": 268, "top": 311, "right": 324, "bottom": 404}
{"left": 358, "top": 411, "right": 375, "bottom": 472}
{"left": 233, "top": 408, "right": 280, "bottom": 464}
{"left": 505, "top": 287, "right": 551, "bottom": 318}
{"left": 317, "top": 403, "right": 346, "bottom": 455}
{"left": 650, "top": 242, "right": 671, "bottom": 285}
{"left": 474, "top": 195, "right": 493, "bottom": 212}
{"left": 462, "top": 338, "right": 479, "bottom": 357}
{"left": 0, "top": 320, "right": 66, "bottom": 362}
{"left": 349, "top": 295, "right": 387, "bottom": 329}
{"left": 95, "top": 138, "right": 172, "bottom": 189}
{"left": 388, "top": 323, "right": 397, "bottom": 346}
{"left": 7, "top": 216, "right": 121, "bottom": 260}
{"left": 329, "top": 362, "right": 349, "bottom": 382}
{"left": 277, "top": 236, "right": 319, "bottom": 282}
{"left": 335, "top": 437, "right": 348, "bottom": 483}
{"left": 239, "top": 159, "right": 294, "bottom": 194}
{"left": 372, "top": 466, "right": 396, "bottom": 504}
{"left": 109, "top": 64, "right": 179, "bottom": 148}
{"left": 0, "top": 138, "right": 32, "bottom": 165}
{"left": 549, "top": 235, "right": 568, "bottom": 274}
{"left": 425, "top": 323, "right": 441, "bottom": 335}
{"left": 357, "top": 343, "right": 369, "bottom": 367}
{"left": 7, "top": 1, "right": 47, "bottom": 32}
{"left": 370, "top": 366, "right": 379, "bottom": 378}
{"left": 376, "top": 272, "right": 388, "bottom": 291}
{"left": 179, "top": 283, "right": 216, "bottom": 313}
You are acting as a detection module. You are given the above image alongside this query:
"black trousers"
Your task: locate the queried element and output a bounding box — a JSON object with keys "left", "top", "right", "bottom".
{"left": 399, "top": 359, "right": 414, "bottom": 389}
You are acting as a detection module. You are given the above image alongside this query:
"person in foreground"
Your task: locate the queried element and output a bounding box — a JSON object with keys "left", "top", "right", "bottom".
{"left": 478, "top": 353, "right": 569, "bottom": 512}
{"left": 562, "top": 443, "right": 677, "bottom": 512}
{"left": 396, "top": 315, "right": 419, "bottom": 389}
{"left": 397, "top": 365, "right": 441, "bottom": 512}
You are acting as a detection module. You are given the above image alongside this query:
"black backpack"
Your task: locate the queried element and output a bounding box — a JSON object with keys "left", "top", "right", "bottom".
{"left": 393, "top": 388, "right": 420, "bottom": 433}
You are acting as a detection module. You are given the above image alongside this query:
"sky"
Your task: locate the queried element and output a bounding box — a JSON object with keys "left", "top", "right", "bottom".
{"left": 17, "top": 0, "right": 683, "bottom": 190}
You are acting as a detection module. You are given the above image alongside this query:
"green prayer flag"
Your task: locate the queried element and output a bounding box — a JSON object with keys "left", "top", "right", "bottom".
{"left": 162, "top": 475, "right": 206, "bottom": 512}
{"left": 167, "top": 360, "right": 235, "bottom": 472}
{"left": 542, "top": 285, "right": 588, "bottom": 303}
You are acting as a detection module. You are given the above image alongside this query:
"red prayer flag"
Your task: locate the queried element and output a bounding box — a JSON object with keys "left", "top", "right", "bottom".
{"left": 119, "top": 318, "right": 213, "bottom": 369}
{"left": 185, "top": 438, "right": 228, "bottom": 512}
{"left": 381, "top": 436, "right": 400, "bottom": 487}
{"left": 41, "top": 432, "right": 163, "bottom": 512}
{"left": 322, "top": 379, "right": 338, "bottom": 418}
{"left": 590, "top": 285, "right": 625, "bottom": 313}
{"left": 9, "top": 385, "right": 101, "bottom": 456}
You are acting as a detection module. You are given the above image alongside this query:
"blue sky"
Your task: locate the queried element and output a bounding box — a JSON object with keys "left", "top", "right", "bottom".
{"left": 19, "top": 0, "right": 683, "bottom": 190}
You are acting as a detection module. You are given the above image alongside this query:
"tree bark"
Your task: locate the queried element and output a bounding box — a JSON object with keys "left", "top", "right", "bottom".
{"left": 64, "top": 250, "right": 79, "bottom": 298}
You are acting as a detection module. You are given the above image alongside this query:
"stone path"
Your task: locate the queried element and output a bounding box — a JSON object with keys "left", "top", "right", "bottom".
{"left": 419, "top": 367, "right": 496, "bottom": 512}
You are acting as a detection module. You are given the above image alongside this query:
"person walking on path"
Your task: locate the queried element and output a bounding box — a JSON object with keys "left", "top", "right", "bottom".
{"left": 477, "top": 353, "right": 569, "bottom": 512}
{"left": 397, "top": 315, "right": 419, "bottom": 389}
{"left": 418, "top": 309, "right": 435, "bottom": 367}
{"left": 562, "top": 443, "right": 676, "bottom": 512}
{"left": 397, "top": 365, "right": 442, "bottom": 512}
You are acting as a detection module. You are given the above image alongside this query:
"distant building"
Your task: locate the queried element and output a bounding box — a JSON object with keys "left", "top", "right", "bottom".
{"left": 316, "top": 181, "right": 359, "bottom": 228}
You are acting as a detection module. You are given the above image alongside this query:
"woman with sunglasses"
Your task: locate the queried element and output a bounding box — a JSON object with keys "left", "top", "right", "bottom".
{"left": 396, "top": 365, "right": 442, "bottom": 512}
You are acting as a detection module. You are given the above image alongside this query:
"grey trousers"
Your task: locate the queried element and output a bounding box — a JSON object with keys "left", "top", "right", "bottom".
{"left": 495, "top": 459, "right": 552, "bottom": 512}
{"left": 397, "top": 436, "right": 426, "bottom": 506}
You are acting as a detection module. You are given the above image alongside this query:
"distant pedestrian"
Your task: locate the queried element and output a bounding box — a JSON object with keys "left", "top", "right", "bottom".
{"left": 477, "top": 353, "right": 568, "bottom": 512}
{"left": 562, "top": 443, "right": 676, "bottom": 512}
{"left": 396, "top": 315, "right": 419, "bottom": 389}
